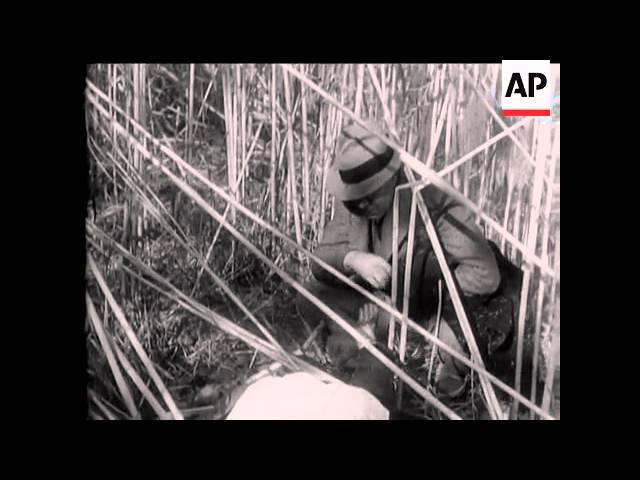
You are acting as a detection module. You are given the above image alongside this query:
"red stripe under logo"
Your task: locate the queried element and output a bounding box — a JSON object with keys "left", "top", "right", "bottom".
{"left": 501, "top": 109, "right": 551, "bottom": 117}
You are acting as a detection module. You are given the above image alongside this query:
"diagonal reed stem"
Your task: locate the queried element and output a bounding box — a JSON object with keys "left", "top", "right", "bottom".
{"left": 86, "top": 294, "right": 140, "bottom": 419}
{"left": 87, "top": 254, "right": 183, "bottom": 419}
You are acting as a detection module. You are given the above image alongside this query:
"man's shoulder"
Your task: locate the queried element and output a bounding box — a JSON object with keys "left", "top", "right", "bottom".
{"left": 400, "top": 182, "right": 457, "bottom": 214}
{"left": 395, "top": 171, "right": 452, "bottom": 205}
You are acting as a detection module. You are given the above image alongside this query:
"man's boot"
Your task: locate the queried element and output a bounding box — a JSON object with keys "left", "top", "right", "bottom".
{"left": 433, "top": 321, "right": 469, "bottom": 398}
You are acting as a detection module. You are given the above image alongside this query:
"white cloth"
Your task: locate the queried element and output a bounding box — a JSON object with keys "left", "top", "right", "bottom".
{"left": 226, "top": 372, "right": 389, "bottom": 420}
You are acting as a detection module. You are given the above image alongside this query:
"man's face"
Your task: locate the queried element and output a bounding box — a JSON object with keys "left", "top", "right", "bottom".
{"left": 343, "top": 174, "right": 397, "bottom": 220}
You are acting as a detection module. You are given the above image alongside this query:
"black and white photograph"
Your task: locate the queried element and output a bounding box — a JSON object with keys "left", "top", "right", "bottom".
{"left": 85, "top": 63, "right": 560, "bottom": 420}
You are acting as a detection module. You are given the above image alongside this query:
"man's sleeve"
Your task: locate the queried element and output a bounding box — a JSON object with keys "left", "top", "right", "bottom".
{"left": 436, "top": 202, "right": 501, "bottom": 296}
{"left": 311, "top": 202, "right": 360, "bottom": 284}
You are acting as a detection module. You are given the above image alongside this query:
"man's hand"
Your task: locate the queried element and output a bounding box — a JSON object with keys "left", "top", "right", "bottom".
{"left": 344, "top": 251, "right": 391, "bottom": 290}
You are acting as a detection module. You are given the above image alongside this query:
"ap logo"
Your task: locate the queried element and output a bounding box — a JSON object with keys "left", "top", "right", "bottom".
{"left": 501, "top": 60, "right": 551, "bottom": 117}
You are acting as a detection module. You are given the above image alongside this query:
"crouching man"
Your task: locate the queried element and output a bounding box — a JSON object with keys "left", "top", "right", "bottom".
{"left": 297, "top": 122, "right": 505, "bottom": 398}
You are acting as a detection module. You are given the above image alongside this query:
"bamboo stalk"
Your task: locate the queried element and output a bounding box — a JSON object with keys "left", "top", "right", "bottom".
{"left": 501, "top": 173, "right": 513, "bottom": 253}
{"left": 336, "top": 67, "right": 347, "bottom": 143}
{"left": 323, "top": 104, "right": 339, "bottom": 227}
{"left": 380, "top": 64, "right": 387, "bottom": 102}
{"left": 530, "top": 129, "right": 559, "bottom": 414}
{"left": 222, "top": 67, "right": 236, "bottom": 225}
{"left": 541, "top": 233, "right": 560, "bottom": 415}
{"left": 195, "top": 78, "right": 214, "bottom": 128}
{"left": 478, "top": 120, "right": 491, "bottom": 212}
{"left": 513, "top": 193, "right": 523, "bottom": 263}
{"left": 400, "top": 191, "right": 418, "bottom": 363}
{"left": 132, "top": 66, "right": 140, "bottom": 175}
{"left": 230, "top": 68, "right": 239, "bottom": 251}
{"left": 390, "top": 191, "right": 399, "bottom": 350}
{"left": 270, "top": 65, "right": 277, "bottom": 237}
{"left": 301, "top": 65, "right": 311, "bottom": 224}
{"left": 428, "top": 96, "right": 438, "bottom": 165}
{"left": 86, "top": 294, "right": 140, "bottom": 419}
{"left": 142, "top": 65, "right": 151, "bottom": 238}
{"left": 232, "top": 67, "right": 239, "bottom": 194}
{"left": 427, "top": 280, "right": 443, "bottom": 386}
{"left": 110, "top": 65, "right": 119, "bottom": 206}
{"left": 87, "top": 254, "right": 184, "bottom": 420}
{"left": 396, "top": 186, "right": 415, "bottom": 408}
{"left": 283, "top": 73, "right": 302, "bottom": 251}
{"left": 418, "top": 63, "right": 436, "bottom": 95}
{"left": 354, "top": 64, "right": 365, "bottom": 118}
{"left": 318, "top": 108, "right": 327, "bottom": 240}
{"left": 285, "top": 141, "right": 291, "bottom": 230}
{"left": 441, "top": 64, "right": 448, "bottom": 96}
{"left": 187, "top": 63, "right": 195, "bottom": 164}
{"left": 462, "top": 156, "right": 470, "bottom": 198}
{"left": 512, "top": 122, "right": 548, "bottom": 416}
{"left": 391, "top": 65, "right": 397, "bottom": 125}
{"left": 240, "top": 65, "right": 247, "bottom": 202}
{"left": 432, "top": 65, "right": 441, "bottom": 101}
{"left": 404, "top": 108, "right": 412, "bottom": 152}
{"left": 530, "top": 118, "right": 540, "bottom": 172}
{"left": 541, "top": 304, "right": 559, "bottom": 417}
{"left": 444, "top": 85, "right": 454, "bottom": 166}
{"left": 511, "top": 264, "right": 531, "bottom": 418}
{"left": 426, "top": 85, "right": 452, "bottom": 168}
{"left": 487, "top": 123, "right": 497, "bottom": 216}
{"left": 131, "top": 64, "right": 142, "bottom": 244}
{"left": 366, "top": 64, "right": 397, "bottom": 138}
{"left": 450, "top": 83, "right": 458, "bottom": 160}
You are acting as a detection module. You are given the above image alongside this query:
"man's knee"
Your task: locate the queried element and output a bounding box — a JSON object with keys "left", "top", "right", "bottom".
{"left": 437, "top": 321, "right": 469, "bottom": 374}
{"left": 456, "top": 262, "right": 501, "bottom": 296}
{"left": 476, "top": 244, "right": 502, "bottom": 295}
{"left": 481, "top": 259, "right": 501, "bottom": 295}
